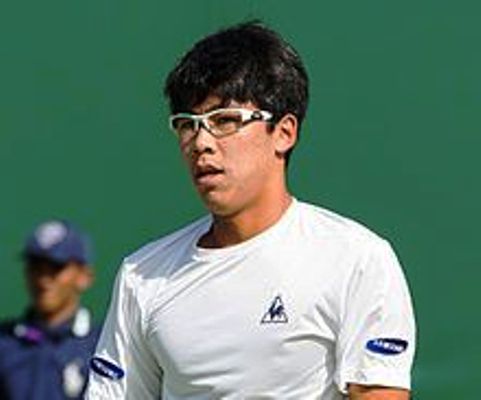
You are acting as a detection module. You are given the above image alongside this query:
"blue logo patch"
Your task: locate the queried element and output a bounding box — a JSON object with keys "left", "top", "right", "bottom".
{"left": 366, "top": 338, "right": 408, "bottom": 355}
{"left": 90, "top": 357, "right": 125, "bottom": 380}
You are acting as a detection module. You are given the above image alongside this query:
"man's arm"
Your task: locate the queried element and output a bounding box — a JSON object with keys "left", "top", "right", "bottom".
{"left": 335, "top": 239, "right": 416, "bottom": 397}
{"left": 348, "top": 384, "right": 410, "bottom": 400}
{"left": 85, "top": 264, "right": 162, "bottom": 399}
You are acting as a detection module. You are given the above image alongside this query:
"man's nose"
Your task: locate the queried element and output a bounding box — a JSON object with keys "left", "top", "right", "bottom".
{"left": 192, "top": 122, "right": 216, "bottom": 154}
{"left": 30, "top": 271, "right": 55, "bottom": 289}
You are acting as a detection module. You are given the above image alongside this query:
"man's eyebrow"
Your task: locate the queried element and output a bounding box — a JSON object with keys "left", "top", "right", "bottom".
{"left": 197, "top": 104, "right": 221, "bottom": 114}
{"left": 191, "top": 99, "right": 236, "bottom": 114}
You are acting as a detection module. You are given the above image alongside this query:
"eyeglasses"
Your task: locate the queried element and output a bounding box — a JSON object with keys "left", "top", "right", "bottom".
{"left": 169, "top": 108, "right": 273, "bottom": 142}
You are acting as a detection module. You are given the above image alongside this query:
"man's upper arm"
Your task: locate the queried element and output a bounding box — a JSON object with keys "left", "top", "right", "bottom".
{"left": 335, "top": 239, "right": 416, "bottom": 395}
{"left": 85, "top": 264, "right": 162, "bottom": 399}
{"left": 348, "top": 384, "right": 410, "bottom": 399}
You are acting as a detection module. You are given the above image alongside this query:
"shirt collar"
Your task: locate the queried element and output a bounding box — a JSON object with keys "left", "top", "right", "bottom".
{"left": 14, "top": 307, "right": 92, "bottom": 343}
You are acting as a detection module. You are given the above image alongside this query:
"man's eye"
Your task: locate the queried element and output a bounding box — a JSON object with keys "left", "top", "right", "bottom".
{"left": 175, "top": 119, "right": 195, "bottom": 132}
{"left": 212, "top": 114, "right": 242, "bottom": 126}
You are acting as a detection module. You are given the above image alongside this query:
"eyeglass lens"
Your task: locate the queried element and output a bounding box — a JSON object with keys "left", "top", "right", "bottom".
{"left": 173, "top": 109, "right": 245, "bottom": 139}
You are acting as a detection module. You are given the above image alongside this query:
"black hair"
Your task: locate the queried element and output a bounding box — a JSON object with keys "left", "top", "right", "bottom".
{"left": 23, "top": 255, "right": 66, "bottom": 269}
{"left": 164, "top": 21, "right": 309, "bottom": 164}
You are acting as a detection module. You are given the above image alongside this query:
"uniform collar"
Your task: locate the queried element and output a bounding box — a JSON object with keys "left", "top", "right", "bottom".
{"left": 14, "top": 307, "right": 92, "bottom": 344}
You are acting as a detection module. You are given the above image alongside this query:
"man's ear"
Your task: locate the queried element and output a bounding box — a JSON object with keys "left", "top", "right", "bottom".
{"left": 273, "top": 113, "right": 298, "bottom": 157}
{"left": 76, "top": 265, "right": 94, "bottom": 291}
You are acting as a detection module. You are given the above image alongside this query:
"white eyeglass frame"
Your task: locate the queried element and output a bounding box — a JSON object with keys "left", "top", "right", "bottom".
{"left": 168, "top": 107, "right": 273, "bottom": 139}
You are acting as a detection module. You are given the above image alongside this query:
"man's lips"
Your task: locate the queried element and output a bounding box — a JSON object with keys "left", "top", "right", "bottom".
{"left": 33, "top": 287, "right": 55, "bottom": 296}
{"left": 194, "top": 165, "right": 224, "bottom": 178}
{"left": 193, "top": 165, "right": 225, "bottom": 185}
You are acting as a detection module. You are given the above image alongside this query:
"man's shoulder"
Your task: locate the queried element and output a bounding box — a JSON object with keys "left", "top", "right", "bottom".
{"left": 296, "top": 199, "right": 386, "bottom": 247}
{"left": 0, "top": 319, "right": 15, "bottom": 337}
{"left": 294, "top": 200, "right": 398, "bottom": 279}
{"left": 0, "top": 318, "right": 21, "bottom": 352}
{"left": 119, "top": 215, "right": 211, "bottom": 279}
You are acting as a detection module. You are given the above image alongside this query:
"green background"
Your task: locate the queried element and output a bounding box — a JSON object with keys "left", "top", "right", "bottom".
{"left": 1, "top": 1, "right": 479, "bottom": 398}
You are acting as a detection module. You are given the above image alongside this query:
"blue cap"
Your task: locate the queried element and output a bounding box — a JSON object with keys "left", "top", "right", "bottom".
{"left": 23, "top": 220, "right": 93, "bottom": 265}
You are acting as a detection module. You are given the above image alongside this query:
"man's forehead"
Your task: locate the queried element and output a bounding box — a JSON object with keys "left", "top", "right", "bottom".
{"left": 26, "top": 258, "right": 67, "bottom": 270}
{"left": 191, "top": 96, "right": 255, "bottom": 114}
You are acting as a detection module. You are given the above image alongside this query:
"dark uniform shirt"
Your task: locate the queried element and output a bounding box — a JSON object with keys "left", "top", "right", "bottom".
{"left": 0, "top": 308, "right": 100, "bottom": 400}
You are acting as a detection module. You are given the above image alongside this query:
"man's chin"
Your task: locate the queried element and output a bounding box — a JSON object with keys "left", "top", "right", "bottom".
{"left": 34, "top": 297, "right": 61, "bottom": 315}
{"left": 199, "top": 191, "right": 238, "bottom": 217}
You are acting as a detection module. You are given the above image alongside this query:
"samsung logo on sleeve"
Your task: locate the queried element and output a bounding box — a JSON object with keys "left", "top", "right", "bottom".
{"left": 90, "top": 356, "right": 125, "bottom": 380}
{"left": 366, "top": 338, "right": 408, "bottom": 355}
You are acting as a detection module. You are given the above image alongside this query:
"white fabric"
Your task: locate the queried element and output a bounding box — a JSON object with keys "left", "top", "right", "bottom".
{"left": 86, "top": 199, "right": 415, "bottom": 399}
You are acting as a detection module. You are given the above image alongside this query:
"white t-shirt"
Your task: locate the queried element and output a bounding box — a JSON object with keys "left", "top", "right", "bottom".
{"left": 86, "top": 199, "right": 415, "bottom": 399}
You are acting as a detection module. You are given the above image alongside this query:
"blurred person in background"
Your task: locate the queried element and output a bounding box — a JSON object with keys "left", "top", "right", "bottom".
{"left": 0, "top": 220, "right": 100, "bottom": 399}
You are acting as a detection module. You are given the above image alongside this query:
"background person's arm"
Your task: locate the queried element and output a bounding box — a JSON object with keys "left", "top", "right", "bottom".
{"left": 348, "top": 384, "right": 410, "bottom": 400}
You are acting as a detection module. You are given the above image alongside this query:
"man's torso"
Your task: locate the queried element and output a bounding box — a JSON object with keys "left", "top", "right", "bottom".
{"left": 124, "top": 200, "right": 383, "bottom": 399}
{"left": 0, "top": 309, "right": 100, "bottom": 400}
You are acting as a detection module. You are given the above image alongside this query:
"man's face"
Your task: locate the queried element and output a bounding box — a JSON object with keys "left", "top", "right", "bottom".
{"left": 25, "top": 259, "right": 91, "bottom": 319}
{"left": 177, "top": 96, "right": 287, "bottom": 216}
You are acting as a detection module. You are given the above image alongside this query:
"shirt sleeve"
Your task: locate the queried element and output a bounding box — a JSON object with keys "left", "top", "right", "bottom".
{"left": 85, "top": 263, "right": 162, "bottom": 399}
{"left": 335, "top": 238, "right": 416, "bottom": 394}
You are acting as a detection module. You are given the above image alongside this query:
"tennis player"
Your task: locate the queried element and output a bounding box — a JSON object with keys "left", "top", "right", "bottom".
{"left": 86, "top": 21, "right": 416, "bottom": 399}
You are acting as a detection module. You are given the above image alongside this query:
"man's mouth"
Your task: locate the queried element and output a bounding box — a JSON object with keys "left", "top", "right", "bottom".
{"left": 194, "top": 165, "right": 225, "bottom": 185}
{"left": 34, "top": 287, "right": 54, "bottom": 297}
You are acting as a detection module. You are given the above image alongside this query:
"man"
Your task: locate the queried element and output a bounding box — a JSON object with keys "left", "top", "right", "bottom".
{"left": 86, "top": 22, "right": 416, "bottom": 399}
{"left": 0, "top": 220, "right": 100, "bottom": 399}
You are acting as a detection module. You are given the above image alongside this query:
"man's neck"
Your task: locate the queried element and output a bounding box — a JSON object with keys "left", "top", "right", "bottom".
{"left": 37, "top": 300, "right": 80, "bottom": 328}
{"left": 200, "top": 191, "right": 293, "bottom": 248}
